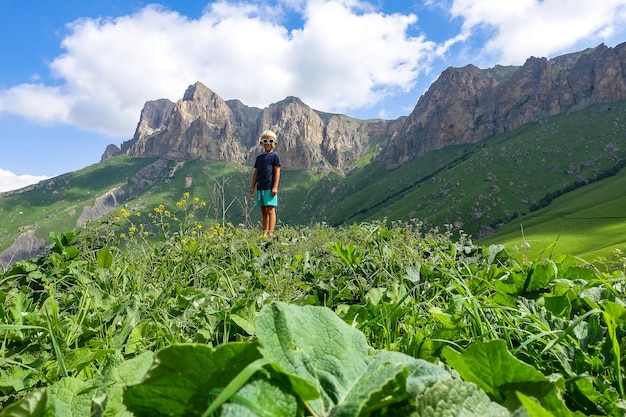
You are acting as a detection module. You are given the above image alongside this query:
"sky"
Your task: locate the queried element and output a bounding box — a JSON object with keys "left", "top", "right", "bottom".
{"left": 1, "top": 0, "right": 626, "bottom": 192}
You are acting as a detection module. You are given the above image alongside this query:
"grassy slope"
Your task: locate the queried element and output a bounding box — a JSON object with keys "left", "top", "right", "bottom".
{"left": 318, "top": 145, "right": 472, "bottom": 225}
{"left": 321, "top": 102, "right": 626, "bottom": 242}
{"left": 0, "top": 156, "right": 158, "bottom": 252}
{"left": 477, "top": 164, "right": 626, "bottom": 261}
{"left": 2, "top": 102, "right": 626, "bottom": 262}
{"left": 0, "top": 157, "right": 324, "bottom": 252}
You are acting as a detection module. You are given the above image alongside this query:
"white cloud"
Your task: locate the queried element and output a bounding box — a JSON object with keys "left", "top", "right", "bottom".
{"left": 0, "top": 168, "right": 48, "bottom": 193}
{"left": 0, "top": 1, "right": 436, "bottom": 138}
{"left": 0, "top": 84, "right": 74, "bottom": 124}
{"left": 287, "top": 0, "right": 436, "bottom": 110}
{"left": 451, "top": 0, "right": 626, "bottom": 65}
{"left": 2, "top": 0, "right": 625, "bottom": 142}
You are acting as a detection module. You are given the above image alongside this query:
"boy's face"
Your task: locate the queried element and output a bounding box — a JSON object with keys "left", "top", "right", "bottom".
{"left": 260, "top": 137, "right": 277, "bottom": 152}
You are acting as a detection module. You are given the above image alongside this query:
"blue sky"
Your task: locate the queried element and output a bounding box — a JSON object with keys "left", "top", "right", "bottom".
{"left": 2, "top": 0, "right": 626, "bottom": 192}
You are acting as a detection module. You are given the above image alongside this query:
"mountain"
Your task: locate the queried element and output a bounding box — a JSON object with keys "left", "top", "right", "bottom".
{"left": 378, "top": 42, "right": 626, "bottom": 167}
{"left": 107, "top": 82, "right": 399, "bottom": 173}
{"left": 2, "top": 42, "right": 626, "bottom": 268}
{"left": 104, "top": 42, "right": 626, "bottom": 174}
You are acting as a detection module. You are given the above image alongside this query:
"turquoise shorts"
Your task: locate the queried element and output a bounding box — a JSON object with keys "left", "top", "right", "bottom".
{"left": 256, "top": 190, "right": 278, "bottom": 207}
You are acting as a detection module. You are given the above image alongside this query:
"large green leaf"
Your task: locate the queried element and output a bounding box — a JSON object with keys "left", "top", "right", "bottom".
{"left": 256, "top": 302, "right": 370, "bottom": 415}
{"left": 442, "top": 340, "right": 548, "bottom": 399}
{"left": 255, "top": 302, "right": 450, "bottom": 416}
{"left": 0, "top": 352, "right": 153, "bottom": 417}
{"left": 94, "top": 351, "right": 155, "bottom": 417}
{"left": 415, "top": 378, "right": 510, "bottom": 417}
{"left": 1, "top": 378, "right": 97, "bottom": 417}
{"left": 441, "top": 340, "right": 577, "bottom": 415}
{"left": 0, "top": 389, "right": 47, "bottom": 417}
{"left": 123, "top": 342, "right": 262, "bottom": 417}
{"left": 332, "top": 350, "right": 450, "bottom": 416}
{"left": 220, "top": 374, "right": 300, "bottom": 417}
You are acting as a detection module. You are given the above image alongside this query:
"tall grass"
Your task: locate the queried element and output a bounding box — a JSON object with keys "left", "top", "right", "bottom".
{"left": 1, "top": 193, "right": 624, "bottom": 415}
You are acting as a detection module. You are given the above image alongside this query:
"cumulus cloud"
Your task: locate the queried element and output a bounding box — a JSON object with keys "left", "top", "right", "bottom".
{"left": 450, "top": 0, "right": 626, "bottom": 65}
{"left": 1, "top": 0, "right": 625, "bottom": 142}
{"left": 0, "top": 0, "right": 435, "bottom": 137}
{"left": 0, "top": 168, "right": 48, "bottom": 193}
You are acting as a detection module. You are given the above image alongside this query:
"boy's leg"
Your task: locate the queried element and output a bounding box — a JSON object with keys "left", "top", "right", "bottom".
{"left": 266, "top": 206, "right": 276, "bottom": 236}
{"left": 261, "top": 206, "right": 270, "bottom": 235}
{"left": 261, "top": 206, "right": 276, "bottom": 236}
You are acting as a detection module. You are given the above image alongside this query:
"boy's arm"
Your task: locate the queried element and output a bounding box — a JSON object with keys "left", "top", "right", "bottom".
{"left": 249, "top": 169, "right": 258, "bottom": 196}
{"left": 271, "top": 166, "right": 281, "bottom": 196}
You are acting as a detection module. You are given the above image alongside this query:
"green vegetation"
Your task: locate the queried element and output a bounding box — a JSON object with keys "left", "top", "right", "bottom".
{"left": 1, "top": 194, "right": 625, "bottom": 416}
{"left": 326, "top": 101, "right": 626, "bottom": 241}
{"left": 0, "top": 156, "right": 158, "bottom": 252}
{"left": 478, "top": 161, "right": 626, "bottom": 263}
{"left": 2, "top": 101, "right": 626, "bottom": 264}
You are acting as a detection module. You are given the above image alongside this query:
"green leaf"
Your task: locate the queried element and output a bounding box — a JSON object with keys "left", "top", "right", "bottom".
{"left": 123, "top": 342, "right": 262, "bottom": 417}
{"left": 442, "top": 340, "right": 551, "bottom": 408}
{"left": 204, "top": 358, "right": 273, "bottom": 415}
{"left": 524, "top": 260, "right": 558, "bottom": 293}
{"left": 543, "top": 294, "right": 572, "bottom": 318}
{"left": 44, "top": 377, "right": 91, "bottom": 416}
{"left": 256, "top": 302, "right": 371, "bottom": 415}
{"left": 428, "top": 306, "right": 461, "bottom": 329}
{"left": 443, "top": 342, "right": 580, "bottom": 416}
{"left": 0, "top": 389, "right": 47, "bottom": 417}
{"left": 415, "top": 378, "right": 510, "bottom": 417}
{"left": 91, "top": 351, "right": 155, "bottom": 417}
{"left": 0, "top": 352, "right": 154, "bottom": 417}
{"left": 334, "top": 350, "right": 450, "bottom": 416}
{"left": 0, "top": 361, "right": 40, "bottom": 394}
{"left": 96, "top": 247, "right": 114, "bottom": 269}
{"left": 219, "top": 367, "right": 300, "bottom": 417}
{"left": 256, "top": 302, "right": 450, "bottom": 416}
{"left": 63, "top": 348, "right": 113, "bottom": 374}
{"left": 517, "top": 392, "right": 556, "bottom": 417}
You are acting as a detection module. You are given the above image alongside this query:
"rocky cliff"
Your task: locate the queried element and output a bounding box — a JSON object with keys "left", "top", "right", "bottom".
{"left": 115, "top": 83, "right": 397, "bottom": 173}
{"left": 120, "top": 85, "right": 248, "bottom": 163}
{"left": 107, "top": 42, "right": 626, "bottom": 172}
{"left": 378, "top": 42, "right": 626, "bottom": 167}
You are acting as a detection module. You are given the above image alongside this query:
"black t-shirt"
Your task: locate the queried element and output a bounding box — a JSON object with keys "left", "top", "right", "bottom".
{"left": 254, "top": 152, "right": 281, "bottom": 190}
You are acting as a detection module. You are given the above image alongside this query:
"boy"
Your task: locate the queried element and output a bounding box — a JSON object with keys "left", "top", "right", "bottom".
{"left": 249, "top": 130, "right": 281, "bottom": 237}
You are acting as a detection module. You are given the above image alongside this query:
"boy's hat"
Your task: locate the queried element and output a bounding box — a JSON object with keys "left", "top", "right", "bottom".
{"left": 260, "top": 130, "right": 277, "bottom": 140}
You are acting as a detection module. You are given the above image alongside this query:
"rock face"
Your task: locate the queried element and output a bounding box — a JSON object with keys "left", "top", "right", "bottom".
{"left": 101, "top": 144, "right": 122, "bottom": 161}
{"left": 119, "top": 83, "right": 398, "bottom": 173}
{"left": 0, "top": 230, "right": 46, "bottom": 270}
{"left": 122, "top": 85, "right": 247, "bottom": 163}
{"left": 378, "top": 42, "right": 626, "bottom": 167}
{"left": 111, "top": 42, "right": 626, "bottom": 172}
{"left": 77, "top": 186, "right": 126, "bottom": 226}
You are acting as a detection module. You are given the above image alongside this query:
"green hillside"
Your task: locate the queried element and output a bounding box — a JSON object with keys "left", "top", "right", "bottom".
{"left": 320, "top": 101, "right": 626, "bottom": 239}
{"left": 0, "top": 157, "right": 323, "bottom": 253}
{"left": 1, "top": 101, "right": 626, "bottom": 264}
{"left": 0, "top": 157, "right": 158, "bottom": 252}
{"left": 477, "top": 163, "right": 626, "bottom": 262}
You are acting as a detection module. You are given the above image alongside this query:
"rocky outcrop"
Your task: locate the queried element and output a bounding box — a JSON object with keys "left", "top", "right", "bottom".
{"left": 77, "top": 186, "right": 126, "bottom": 226}
{"left": 249, "top": 97, "right": 327, "bottom": 170}
{"left": 101, "top": 144, "right": 122, "bottom": 161}
{"left": 127, "top": 158, "right": 185, "bottom": 196}
{"left": 127, "top": 98, "right": 176, "bottom": 145}
{"left": 122, "top": 84, "right": 247, "bottom": 163}
{"left": 110, "top": 42, "right": 626, "bottom": 172}
{"left": 118, "top": 84, "right": 398, "bottom": 173}
{"left": 0, "top": 230, "right": 47, "bottom": 270}
{"left": 378, "top": 42, "right": 626, "bottom": 167}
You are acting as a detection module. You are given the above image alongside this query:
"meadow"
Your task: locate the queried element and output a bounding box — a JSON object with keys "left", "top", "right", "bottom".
{"left": 478, "top": 162, "right": 626, "bottom": 263}
{"left": 1, "top": 193, "right": 625, "bottom": 416}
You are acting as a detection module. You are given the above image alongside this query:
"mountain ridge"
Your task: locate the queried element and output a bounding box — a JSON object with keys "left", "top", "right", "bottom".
{"left": 2, "top": 42, "right": 626, "bottom": 267}
{"left": 102, "top": 42, "right": 626, "bottom": 173}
